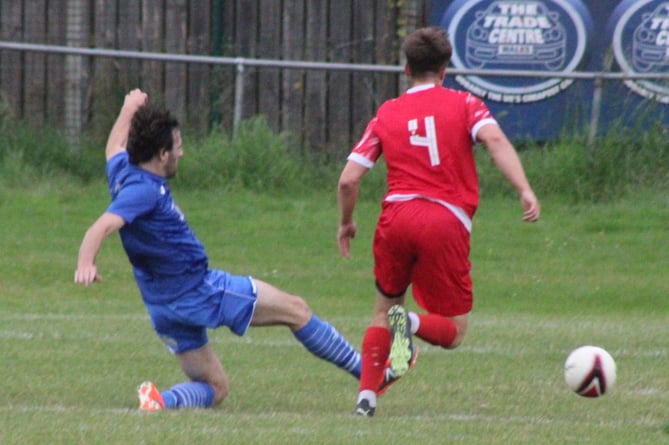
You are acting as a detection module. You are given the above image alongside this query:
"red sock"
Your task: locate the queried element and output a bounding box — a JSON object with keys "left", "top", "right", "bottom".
{"left": 359, "top": 327, "right": 391, "bottom": 392}
{"left": 415, "top": 313, "right": 458, "bottom": 348}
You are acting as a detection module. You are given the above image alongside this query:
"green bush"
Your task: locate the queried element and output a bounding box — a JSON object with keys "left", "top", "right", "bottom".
{"left": 1, "top": 112, "right": 668, "bottom": 203}
{"left": 477, "top": 121, "right": 669, "bottom": 203}
{"left": 175, "top": 116, "right": 387, "bottom": 198}
{"left": 0, "top": 123, "right": 69, "bottom": 187}
{"left": 177, "top": 117, "right": 315, "bottom": 192}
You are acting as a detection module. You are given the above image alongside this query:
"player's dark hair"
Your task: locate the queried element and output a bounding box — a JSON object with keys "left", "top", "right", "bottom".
{"left": 127, "top": 104, "right": 180, "bottom": 165}
{"left": 402, "top": 26, "right": 452, "bottom": 77}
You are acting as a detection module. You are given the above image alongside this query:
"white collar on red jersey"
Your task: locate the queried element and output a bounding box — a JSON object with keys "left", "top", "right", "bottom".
{"left": 407, "top": 84, "right": 437, "bottom": 94}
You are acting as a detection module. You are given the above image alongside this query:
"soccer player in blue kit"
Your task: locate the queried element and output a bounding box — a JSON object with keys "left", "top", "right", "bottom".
{"left": 74, "top": 89, "right": 362, "bottom": 410}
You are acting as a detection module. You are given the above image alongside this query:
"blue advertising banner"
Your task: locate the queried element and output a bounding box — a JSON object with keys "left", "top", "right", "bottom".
{"left": 430, "top": 0, "right": 669, "bottom": 141}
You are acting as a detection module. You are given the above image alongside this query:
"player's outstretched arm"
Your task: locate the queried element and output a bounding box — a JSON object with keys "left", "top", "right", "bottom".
{"left": 477, "top": 124, "right": 540, "bottom": 222}
{"left": 105, "top": 89, "right": 148, "bottom": 161}
{"left": 337, "top": 160, "right": 368, "bottom": 258}
{"left": 74, "top": 212, "right": 125, "bottom": 286}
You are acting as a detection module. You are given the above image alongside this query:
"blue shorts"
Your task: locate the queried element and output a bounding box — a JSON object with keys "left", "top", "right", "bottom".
{"left": 144, "top": 269, "right": 257, "bottom": 354}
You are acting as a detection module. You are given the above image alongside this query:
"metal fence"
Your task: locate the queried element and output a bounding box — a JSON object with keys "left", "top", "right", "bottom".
{"left": 1, "top": 40, "right": 669, "bottom": 149}
{"left": 0, "top": 0, "right": 427, "bottom": 154}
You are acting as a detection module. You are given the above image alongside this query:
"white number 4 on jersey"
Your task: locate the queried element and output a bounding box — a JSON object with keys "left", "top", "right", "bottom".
{"left": 408, "top": 116, "right": 439, "bottom": 166}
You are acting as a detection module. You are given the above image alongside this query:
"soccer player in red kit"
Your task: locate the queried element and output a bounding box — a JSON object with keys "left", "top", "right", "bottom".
{"left": 337, "top": 26, "right": 540, "bottom": 417}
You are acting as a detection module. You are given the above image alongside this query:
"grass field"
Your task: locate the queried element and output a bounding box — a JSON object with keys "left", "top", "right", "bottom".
{"left": 1, "top": 183, "right": 668, "bottom": 444}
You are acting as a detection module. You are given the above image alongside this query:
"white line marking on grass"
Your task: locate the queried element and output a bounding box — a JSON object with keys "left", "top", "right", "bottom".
{"left": 0, "top": 330, "right": 136, "bottom": 343}
{"left": 0, "top": 331, "right": 38, "bottom": 339}
{"left": 0, "top": 405, "right": 663, "bottom": 430}
{"left": 405, "top": 412, "right": 663, "bottom": 429}
{"left": 0, "top": 313, "right": 148, "bottom": 321}
{"left": 2, "top": 313, "right": 667, "bottom": 358}
{"left": 2, "top": 312, "right": 664, "bottom": 330}
{"left": 0, "top": 405, "right": 137, "bottom": 415}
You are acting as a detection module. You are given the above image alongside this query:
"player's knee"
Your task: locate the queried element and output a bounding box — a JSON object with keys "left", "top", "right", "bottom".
{"left": 443, "top": 314, "right": 468, "bottom": 349}
{"left": 288, "top": 294, "right": 313, "bottom": 325}
{"left": 274, "top": 291, "right": 312, "bottom": 330}
{"left": 444, "top": 328, "right": 467, "bottom": 349}
{"left": 445, "top": 335, "right": 464, "bottom": 349}
{"left": 210, "top": 377, "right": 229, "bottom": 406}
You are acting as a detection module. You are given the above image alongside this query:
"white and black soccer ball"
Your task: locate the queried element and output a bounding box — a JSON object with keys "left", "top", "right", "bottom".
{"left": 564, "top": 345, "right": 616, "bottom": 397}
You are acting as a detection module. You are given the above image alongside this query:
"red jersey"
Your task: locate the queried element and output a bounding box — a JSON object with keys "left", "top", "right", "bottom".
{"left": 348, "top": 84, "right": 496, "bottom": 222}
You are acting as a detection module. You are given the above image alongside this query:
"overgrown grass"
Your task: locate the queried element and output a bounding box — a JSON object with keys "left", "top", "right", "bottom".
{"left": 175, "top": 117, "right": 389, "bottom": 198}
{"left": 476, "top": 120, "right": 669, "bottom": 203}
{"left": 1, "top": 113, "right": 668, "bottom": 203}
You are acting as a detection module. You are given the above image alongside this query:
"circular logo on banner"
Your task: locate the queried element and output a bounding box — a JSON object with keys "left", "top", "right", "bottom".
{"left": 440, "top": 0, "right": 592, "bottom": 103}
{"left": 609, "top": 0, "right": 669, "bottom": 103}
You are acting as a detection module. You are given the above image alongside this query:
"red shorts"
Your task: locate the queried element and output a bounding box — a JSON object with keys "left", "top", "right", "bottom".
{"left": 373, "top": 199, "right": 473, "bottom": 316}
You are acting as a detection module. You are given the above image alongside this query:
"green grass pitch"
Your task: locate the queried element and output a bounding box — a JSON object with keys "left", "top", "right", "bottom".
{"left": 1, "top": 185, "right": 667, "bottom": 444}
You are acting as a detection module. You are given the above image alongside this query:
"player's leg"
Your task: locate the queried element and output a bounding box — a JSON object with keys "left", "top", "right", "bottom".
{"left": 354, "top": 202, "right": 416, "bottom": 416}
{"left": 174, "top": 344, "right": 228, "bottom": 406}
{"left": 407, "top": 311, "right": 468, "bottom": 348}
{"left": 140, "top": 299, "right": 223, "bottom": 410}
{"left": 354, "top": 290, "right": 404, "bottom": 417}
{"left": 410, "top": 203, "right": 472, "bottom": 349}
{"left": 138, "top": 344, "right": 226, "bottom": 410}
{"left": 249, "top": 279, "right": 312, "bottom": 328}
{"left": 138, "top": 346, "right": 223, "bottom": 410}
{"left": 251, "top": 279, "right": 361, "bottom": 379}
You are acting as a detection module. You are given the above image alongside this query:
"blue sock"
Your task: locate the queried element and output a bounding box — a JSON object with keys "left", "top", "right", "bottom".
{"left": 161, "top": 381, "right": 215, "bottom": 409}
{"left": 293, "top": 315, "right": 361, "bottom": 378}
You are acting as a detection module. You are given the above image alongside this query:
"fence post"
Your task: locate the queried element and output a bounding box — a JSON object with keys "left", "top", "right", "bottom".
{"left": 233, "top": 58, "right": 245, "bottom": 133}
{"left": 64, "top": 0, "right": 88, "bottom": 144}
{"left": 587, "top": 51, "right": 614, "bottom": 161}
{"left": 587, "top": 74, "right": 603, "bottom": 161}
{"left": 397, "top": 0, "right": 423, "bottom": 92}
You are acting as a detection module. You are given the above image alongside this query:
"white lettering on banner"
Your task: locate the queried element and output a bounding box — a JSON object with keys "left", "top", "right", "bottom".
{"left": 611, "top": 1, "right": 669, "bottom": 103}
{"left": 481, "top": 6, "right": 552, "bottom": 46}
{"left": 624, "top": 80, "right": 669, "bottom": 104}
{"left": 454, "top": 76, "right": 488, "bottom": 98}
{"left": 650, "top": 17, "right": 669, "bottom": 30}
{"left": 483, "top": 15, "right": 552, "bottom": 30}
{"left": 455, "top": 75, "right": 574, "bottom": 105}
{"left": 651, "top": 15, "right": 669, "bottom": 46}
{"left": 656, "top": 30, "right": 669, "bottom": 45}
{"left": 496, "top": 2, "right": 538, "bottom": 16}
{"left": 498, "top": 45, "right": 534, "bottom": 55}
{"left": 446, "top": 0, "right": 589, "bottom": 103}
{"left": 489, "top": 28, "right": 544, "bottom": 44}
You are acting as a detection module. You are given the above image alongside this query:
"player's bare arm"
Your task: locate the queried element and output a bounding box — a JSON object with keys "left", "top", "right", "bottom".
{"left": 477, "top": 124, "right": 541, "bottom": 222}
{"left": 75, "top": 212, "right": 125, "bottom": 286}
{"left": 105, "top": 89, "right": 148, "bottom": 161}
{"left": 337, "top": 160, "right": 368, "bottom": 258}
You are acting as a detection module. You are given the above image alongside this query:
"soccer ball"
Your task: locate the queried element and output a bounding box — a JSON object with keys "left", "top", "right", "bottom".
{"left": 564, "top": 345, "right": 616, "bottom": 397}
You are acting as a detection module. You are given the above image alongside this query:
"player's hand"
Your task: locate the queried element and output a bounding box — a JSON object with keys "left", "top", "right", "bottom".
{"left": 337, "top": 222, "right": 357, "bottom": 258}
{"left": 74, "top": 265, "right": 103, "bottom": 286}
{"left": 520, "top": 189, "right": 540, "bottom": 222}
{"left": 123, "top": 88, "right": 148, "bottom": 111}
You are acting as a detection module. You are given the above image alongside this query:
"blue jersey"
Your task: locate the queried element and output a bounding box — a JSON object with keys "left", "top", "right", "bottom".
{"left": 106, "top": 152, "right": 208, "bottom": 304}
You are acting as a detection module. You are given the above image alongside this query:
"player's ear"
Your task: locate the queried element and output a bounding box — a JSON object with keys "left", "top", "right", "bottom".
{"left": 404, "top": 63, "right": 411, "bottom": 78}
